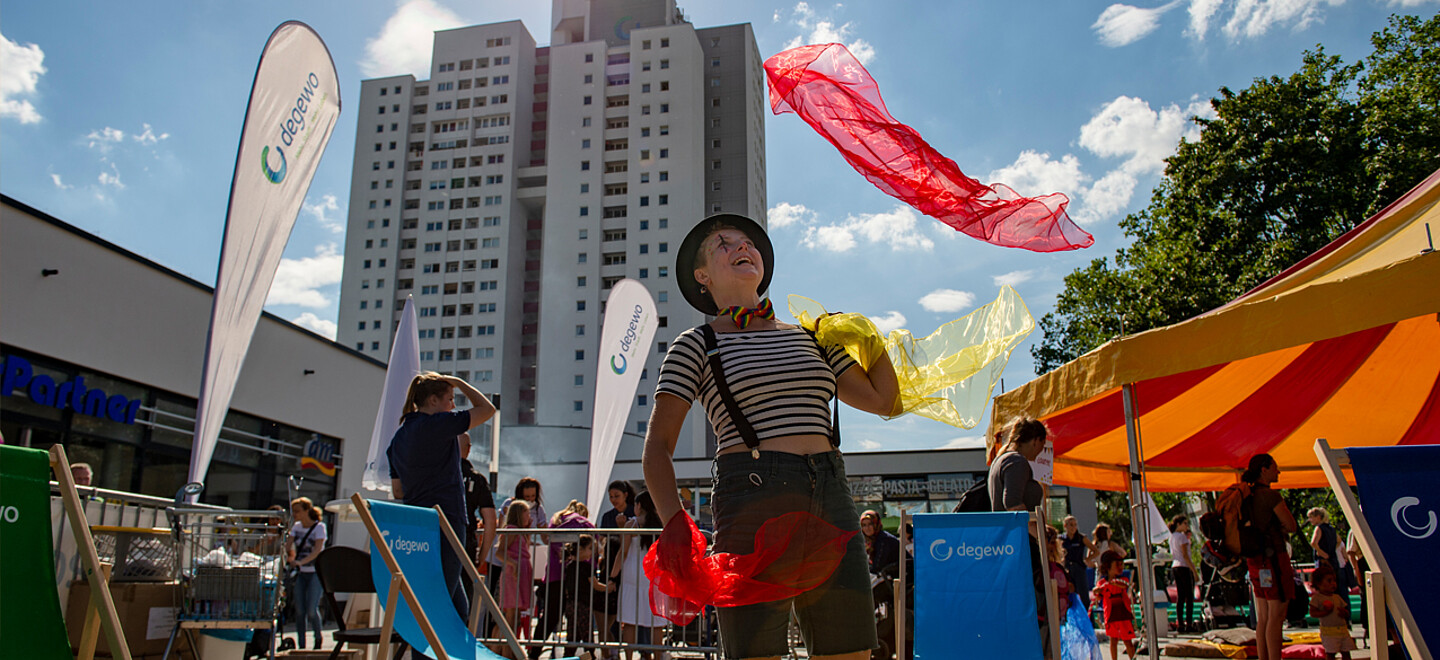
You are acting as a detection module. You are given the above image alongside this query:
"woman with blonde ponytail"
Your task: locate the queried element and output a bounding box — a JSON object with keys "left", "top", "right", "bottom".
{"left": 386, "top": 371, "right": 496, "bottom": 618}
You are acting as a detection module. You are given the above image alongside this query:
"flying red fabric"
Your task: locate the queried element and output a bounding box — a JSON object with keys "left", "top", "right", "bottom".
{"left": 764, "top": 43, "right": 1094, "bottom": 252}
{"left": 643, "top": 510, "right": 857, "bottom": 625}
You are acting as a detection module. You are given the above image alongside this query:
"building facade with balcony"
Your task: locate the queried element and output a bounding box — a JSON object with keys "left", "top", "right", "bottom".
{"left": 336, "top": 0, "right": 767, "bottom": 506}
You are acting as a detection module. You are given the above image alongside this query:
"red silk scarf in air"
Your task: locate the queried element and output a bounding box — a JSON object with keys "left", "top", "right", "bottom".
{"left": 643, "top": 510, "right": 857, "bottom": 625}
{"left": 764, "top": 43, "right": 1094, "bottom": 253}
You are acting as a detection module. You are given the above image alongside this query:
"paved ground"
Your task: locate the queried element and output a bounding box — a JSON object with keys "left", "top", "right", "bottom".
{"left": 262, "top": 621, "right": 1376, "bottom": 660}
{"left": 1095, "top": 624, "right": 1374, "bottom": 660}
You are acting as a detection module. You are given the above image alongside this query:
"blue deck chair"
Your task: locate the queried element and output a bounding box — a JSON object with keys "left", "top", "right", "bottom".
{"left": 912, "top": 511, "right": 1044, "bottom": 660}
{"left": 352, "top": 494, "right": 577, "bottom": 660}
{"left": 1316, "top": 440, "right": 1435, "bottom": 660}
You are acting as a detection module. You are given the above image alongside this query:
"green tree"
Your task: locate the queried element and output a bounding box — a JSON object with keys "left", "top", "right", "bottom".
{"left": 1360, "top": 14, "right": 1440, "bottom": 212}
{"left": 1093, "top": 488, "right": 1345, "bottom": 564}
{"left": 1034, "top": 15, "right": 1440, "bottom": 373}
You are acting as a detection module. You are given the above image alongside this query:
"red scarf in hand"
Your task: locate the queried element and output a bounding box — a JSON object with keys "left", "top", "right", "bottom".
{"left": 642, "top": 510, "right": 856, "bottom": 625}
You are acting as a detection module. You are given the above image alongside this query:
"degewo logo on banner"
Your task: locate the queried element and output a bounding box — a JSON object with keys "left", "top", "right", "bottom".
{"left": 913, "top": 511, "right": 1041, "bottom": 660}
{"left": 259, "top": 71, "right": 324, "bottom": 184}
{"left": 609, "top": 303, "right": 649, "bottom": 375}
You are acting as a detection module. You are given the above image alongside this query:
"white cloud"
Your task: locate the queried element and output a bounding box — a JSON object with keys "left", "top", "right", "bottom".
{"left": 1079, "top": 169, "right": 1140, "bottom": 223}
{"left": 985, "top": 94, "right": 1215, "bottom": 226}
{"left": 802, "top": 224, "right": 858, "bottom": 252}
{"left": 362, "top": 0, "right": 465, "bottom": 78}
{"left": 793, "top": 1, "right": 815, "bottom": 25}
{"left": 781, "top": 3, "right": 875, "bottom": 64}
{"left": 86, "top": 126, "right": 126, "bottom": 152}
{"left": 799, "top": 205, "right": 934, "bottom": 253}
{"left": 50, "top": 173, "right": 71, "bottom": 190}
{"left": 870, "top": 311, "right": 907, "bottom": 334}
{"left": 993, "top": 270, "right": 1035, "bottom": 287}
{"left": 919, "top": 289, "right": 976, "bottom": 313}
{"left": 1221, "top": 0, "right": 1342, "bottom": 41}
{"left": 1064, "top": 95, "right": 1215, "bottom": 223}
{"left": 940, "top": 436, "right": 986, "bottom": 449}
{"left": 291, "top": 312, "right": 339, "bottom": 340}
{"left": 768, "top": 201, "right": 816, "bottom": 229}
{"left": 1092, "top": 2, "right": 1181, "bottom": 47}
{"left": 132, "top": 123, "right": 170, "bottom": 146}
{"left": 97, "top": 164, "right": 124, "bottom": 189}
{"left": 268, "top": 243, "right": 344, "bottom": 308}
{"left": 987, "top": 150, "right": 1086, "bottom": 199}
{"left": 1079, "top": 95, "right": 1212, "bottom": 175}
{"left": 857, "top": 438, "right": 883, "bottom": 450}
{"left": 304, "top": 194, "right": 345, "bottom": 234}
{"left": 1, "top": 34, "right": 46, "bottom": 124}
{"left": 1187, "top": 0, "right": 1227, "bottom": 39}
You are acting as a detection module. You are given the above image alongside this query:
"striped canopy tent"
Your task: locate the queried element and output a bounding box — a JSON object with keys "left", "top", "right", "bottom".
{"left": 991, "top": 168, "right": 1440, "bottom": 493}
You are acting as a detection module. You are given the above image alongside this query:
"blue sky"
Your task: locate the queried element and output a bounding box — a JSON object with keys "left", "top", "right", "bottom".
{"left": 4, "top": 0, "right": 1436, "bottom": 452}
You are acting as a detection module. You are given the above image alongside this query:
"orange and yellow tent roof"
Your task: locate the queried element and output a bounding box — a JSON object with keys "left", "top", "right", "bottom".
{"left": 991, "top": 168, "right": 1440, "bottom": 492}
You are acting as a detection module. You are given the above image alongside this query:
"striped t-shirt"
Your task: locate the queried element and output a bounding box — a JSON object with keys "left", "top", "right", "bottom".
{"left": 656, "top": 325, "right": 856, "bottom": 453}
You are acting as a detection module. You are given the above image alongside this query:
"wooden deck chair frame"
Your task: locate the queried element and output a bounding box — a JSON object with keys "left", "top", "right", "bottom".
{"left": 1314, "top": 438, "right": 1432, "bottom": 660}
{"left": 1036, "top": 506, "right": 1062, "bottom": 660}
{"left": 350, "top": 493, "right": 526, "bottom": 660}
{"left": 50, "top": 444, "right": 133, "bottom": 660}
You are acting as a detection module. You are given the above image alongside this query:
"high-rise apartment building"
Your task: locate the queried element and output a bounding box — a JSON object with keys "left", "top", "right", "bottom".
{"left": 337, "top": 0, "right": 766, "bottom": 485}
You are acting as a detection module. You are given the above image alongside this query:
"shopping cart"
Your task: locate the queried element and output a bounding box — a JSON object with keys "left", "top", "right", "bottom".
{"left": 161, "top": 507, "right": 287, "bottom": 659}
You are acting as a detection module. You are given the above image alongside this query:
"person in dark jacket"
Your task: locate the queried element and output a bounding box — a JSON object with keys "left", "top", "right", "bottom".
{"left": 387, "top": 372, "right": 496, "bottom": 618}
{"left": 861, "top": 509, "right": 901, "bottom": 575}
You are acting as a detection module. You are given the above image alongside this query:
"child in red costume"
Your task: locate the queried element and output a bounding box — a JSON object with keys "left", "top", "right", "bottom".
{"left": 1093, "top": 550, "right": 1136, "bottom": 660}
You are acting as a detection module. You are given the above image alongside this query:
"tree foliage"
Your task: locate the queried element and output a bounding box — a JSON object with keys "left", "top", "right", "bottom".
{"left": 1094, "top": 488, "right": 1347, "bottom": 562}
{"left": 1034, "top": 15, "right": 1440, "bottom": 373}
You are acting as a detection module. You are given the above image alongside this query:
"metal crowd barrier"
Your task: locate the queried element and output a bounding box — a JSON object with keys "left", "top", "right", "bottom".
{"left": 476, "top": 526, "right": 723, "bottom": 659}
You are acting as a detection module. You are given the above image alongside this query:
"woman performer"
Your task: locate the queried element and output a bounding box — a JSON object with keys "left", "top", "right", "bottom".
{"left": 642, "top": 214, "right": 901, "bottom": 660}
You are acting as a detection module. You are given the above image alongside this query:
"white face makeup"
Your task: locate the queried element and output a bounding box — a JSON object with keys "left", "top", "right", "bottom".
{"left": 696, "top": 229, "right": 764, "bottom": 297}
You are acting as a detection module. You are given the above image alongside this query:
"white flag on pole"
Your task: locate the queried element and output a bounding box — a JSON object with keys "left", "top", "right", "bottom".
{"left": 363, "top": 297, "right": 422, "bottom": 493}
{"left": 1143, "top": 492, "right": 1170, "bottom": 544}
{"left": 587, "top": 280, "right": 658, "bottom": 519}
{"left": 190, "top": 22, "right": 341, "bottom": 486}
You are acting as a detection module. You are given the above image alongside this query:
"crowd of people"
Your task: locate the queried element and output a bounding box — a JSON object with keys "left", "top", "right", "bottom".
{"left": 385, "top": 438, "right": 677, "bottom": 660}
{"left": 287, "top": 214, "right": 1362, "bottom": 660}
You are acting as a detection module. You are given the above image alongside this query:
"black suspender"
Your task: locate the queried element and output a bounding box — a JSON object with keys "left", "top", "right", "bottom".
{"left": 698, "top": 324, "right": 841, "bottom": 460}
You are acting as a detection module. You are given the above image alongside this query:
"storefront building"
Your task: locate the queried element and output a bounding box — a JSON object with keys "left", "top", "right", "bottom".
{"left": 610, "top": 447, "right": 1099, "bottom": 532}
{"left": 1, "top": 196, "right": 386, "bottom": 515}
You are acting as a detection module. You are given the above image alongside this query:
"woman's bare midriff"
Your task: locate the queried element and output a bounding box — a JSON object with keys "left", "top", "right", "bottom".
{"left": 715, "top": 433, "right": 835, "bottom": 456}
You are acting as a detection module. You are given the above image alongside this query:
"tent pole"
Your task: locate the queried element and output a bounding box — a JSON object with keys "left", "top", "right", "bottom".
{"left": 1123, "top": 383, "right": 1160, "bottom": 656}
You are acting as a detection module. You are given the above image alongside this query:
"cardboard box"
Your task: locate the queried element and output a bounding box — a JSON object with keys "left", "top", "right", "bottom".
{"left": 64, "top": 580, "right": 190, "bottom": 657}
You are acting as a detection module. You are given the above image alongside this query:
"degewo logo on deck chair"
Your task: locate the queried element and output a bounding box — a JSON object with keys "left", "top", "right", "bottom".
{"left": 381, "top": 529, "right": 432, "bottom": 557}
{"left": 1391, "top": 496, "right": 1437, "bottom": 539}
{"left": 929, "top": 537, "right": 1017, "bottom": 562}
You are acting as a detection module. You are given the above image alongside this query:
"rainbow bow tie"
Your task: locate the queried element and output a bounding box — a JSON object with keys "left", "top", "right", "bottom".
{"left": 718, "top": 299, "right": 776, "bottom": 329}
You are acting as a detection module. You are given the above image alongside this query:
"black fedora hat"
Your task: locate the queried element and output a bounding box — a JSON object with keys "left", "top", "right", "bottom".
{"left": 676, "top": 214, "right": 774, "bottom": 315}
